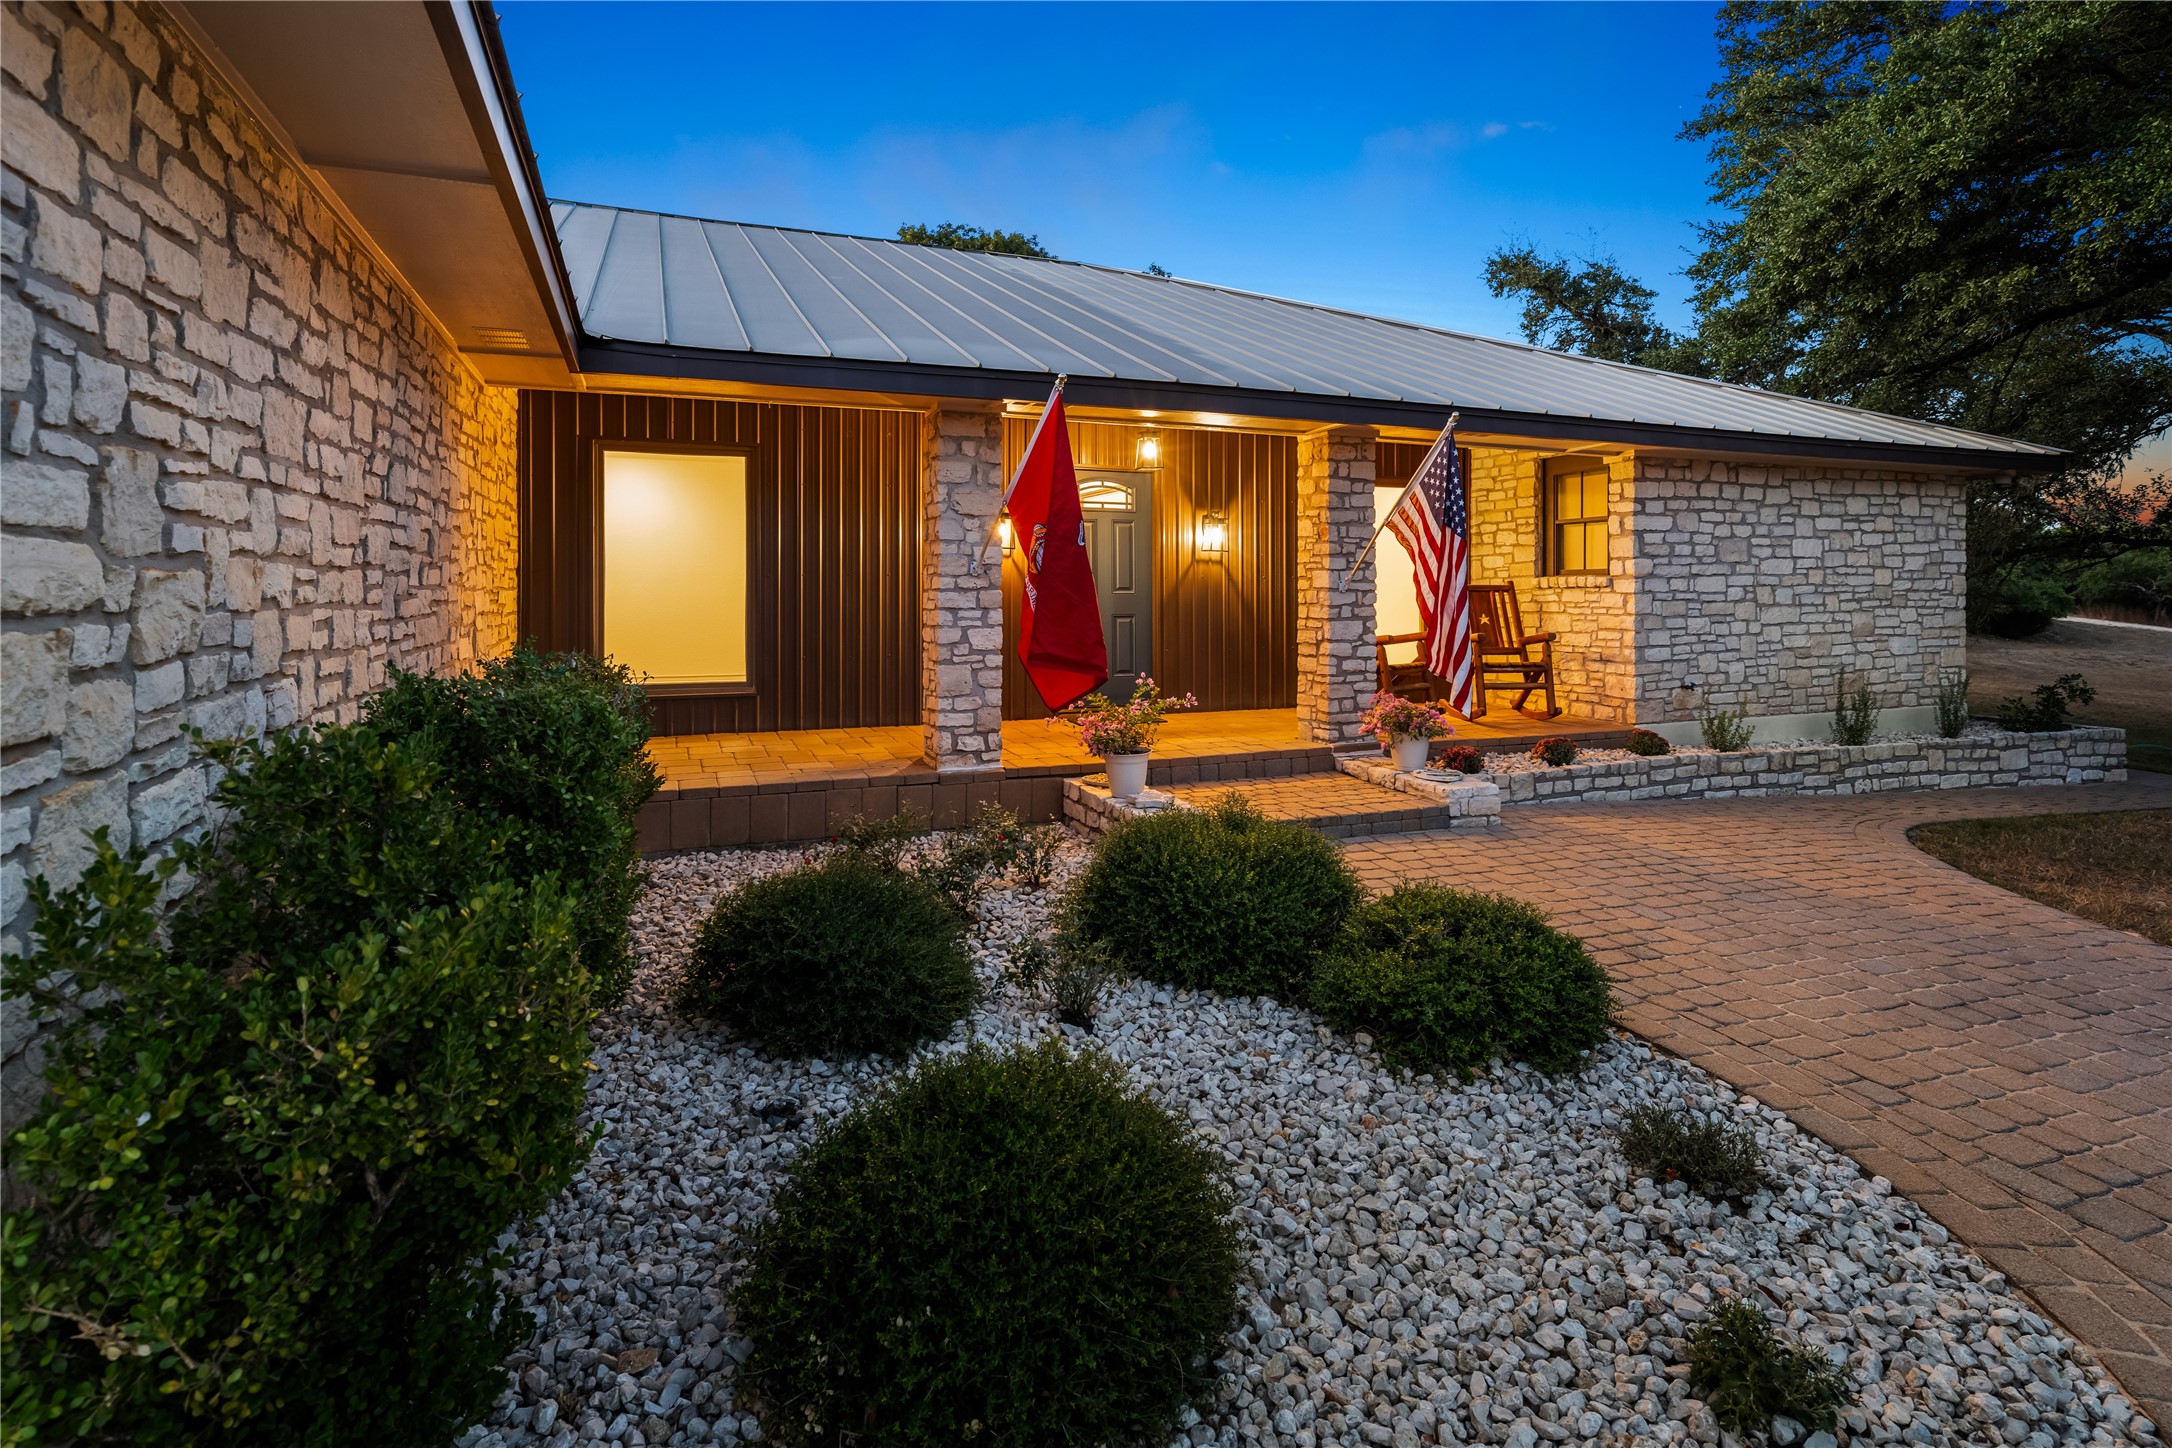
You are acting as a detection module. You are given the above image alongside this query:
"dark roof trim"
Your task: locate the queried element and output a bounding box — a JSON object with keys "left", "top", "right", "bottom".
{"left": 577, "top": 339, "right": 2063, "bottom": 473}
{"left": 429, "top": 1, "right": 580, "bottom": 364}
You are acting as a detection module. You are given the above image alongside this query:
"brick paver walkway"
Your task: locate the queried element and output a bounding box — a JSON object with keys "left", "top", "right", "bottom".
{"left": 1339, "top": 778, "right": 2172, "bottom": 1426}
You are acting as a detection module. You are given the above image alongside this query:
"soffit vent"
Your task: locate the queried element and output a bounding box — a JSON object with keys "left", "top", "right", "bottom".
{"left": 474, "top": 327, "right": 530, "bottom": 349}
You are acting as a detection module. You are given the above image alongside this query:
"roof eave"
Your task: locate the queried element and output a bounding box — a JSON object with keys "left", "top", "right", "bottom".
{"left": 575, "top": 340, "right": 2068, "bottom": 475}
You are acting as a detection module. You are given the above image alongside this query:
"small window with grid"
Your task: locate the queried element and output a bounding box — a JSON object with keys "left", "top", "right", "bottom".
{"left": 1545, "top": 460, "right": 1610, "bottom": 575}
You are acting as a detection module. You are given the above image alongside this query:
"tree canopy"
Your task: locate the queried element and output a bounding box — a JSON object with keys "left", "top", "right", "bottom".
{"left": 896, "top": 222, "right": 1052, "bottom": 258}
{"left": 1482, "top": 244, "right": 1708, "bottom": 374}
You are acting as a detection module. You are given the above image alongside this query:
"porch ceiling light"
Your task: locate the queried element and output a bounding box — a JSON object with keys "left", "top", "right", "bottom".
{"left": 1197, "top": 510, "right": 1228, "bottom": 556}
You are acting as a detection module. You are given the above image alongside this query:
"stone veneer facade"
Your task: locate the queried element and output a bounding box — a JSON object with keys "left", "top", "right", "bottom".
{"left": 1295, "top": 426, "right": 1377, "bottom": 745}
{"left": 2, "top": 1, "right": 519, "bottom": 1110}
{"left": 1463, "top": 448, "right": 1968, "bottom": 727}
{"left": 918, "top": 403, "right": 1005, "bottom": 771}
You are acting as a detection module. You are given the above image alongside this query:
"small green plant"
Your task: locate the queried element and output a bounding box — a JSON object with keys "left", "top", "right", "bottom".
{"left": 1934, "top": 667, "right": 1972, "bottom": 738}
{"left": 1830, "top": 669, "right": 1881, "bottom": 746}
{"left": 1049, "top": 937, "right": 1115, "bottom": 1030}
{"left": 1010, "top": 823, "right": 1066, "bottom": 890}
{"left": 834, "top": 806, "right": 930, "bottom": 872}
{"left": 1699, "top": 702, "right": 1755, "bottom": 752}
{"left": 1066, "top": 793, "right": 1360, "bottom": 999}
{"left": 1616, "top": 1104, "right": 1769, "bottom": 1201}
{"left": 1994, "top": 673, "right": 2096, "bottom": 733}
{"left": 733, "top": 1039, "right": 1243, "bottom": 1448}
{"left": 1438, "top": 744, "right": 1485, "bottom": 774}
{"left": 1309, "top": 883, "right": 1612, "bottom": 1078}
{"left": 1530, "top": 736, "right": 1578, "bottom": 767}
{"left": 1625, "top": 728, "right": 1672, "bottom": 756}
{"left": 915, "top": 801, "right": 1026, "bottom": 915}
{"left": 1687, "top": 1297, "right": 1849, "bottom": 1439}
{"left": 1005, "top": 933, "right": 1056, "bottom": 992}
{"left": 679, "top": 853, "right": 976, "bottom": 1056}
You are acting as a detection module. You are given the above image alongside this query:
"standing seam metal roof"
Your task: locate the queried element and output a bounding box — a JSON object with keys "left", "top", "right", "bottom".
{"left": 551, "top": 201, "right": 2061, "bottom": 464}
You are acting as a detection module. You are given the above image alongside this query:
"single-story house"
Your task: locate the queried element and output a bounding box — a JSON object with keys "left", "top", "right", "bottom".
{"left": 1, "top": 0, "right": 2062, "bottom": 969}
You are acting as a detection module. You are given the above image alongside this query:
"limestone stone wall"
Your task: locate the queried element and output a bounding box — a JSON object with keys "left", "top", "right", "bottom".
{"left": 1464, "top": 446, "right": 1638, "bottom": 721}
{"left": 2, "top": 2, "right": 519, "bottom": 1108}
{"left": 919, "top": 404, "right": 1004, "bottom": 771}
{"left": 1295, "top": 426, "right": 1376, "bottom": 744}
{"left": 1630, "top": 457, "right": 1968, "bottom": 724}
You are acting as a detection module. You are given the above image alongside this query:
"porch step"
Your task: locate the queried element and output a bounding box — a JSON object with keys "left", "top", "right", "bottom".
{"left": 1063, "top": 768, "right": 1500, "bottom": 840}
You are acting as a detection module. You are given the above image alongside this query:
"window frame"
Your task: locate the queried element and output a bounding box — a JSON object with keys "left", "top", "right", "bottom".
{"left": 592, "top": 439, "right": 759, "bottom": 700}
{"left": 1540, "top": 455, "right": 1612, "bottom": 578}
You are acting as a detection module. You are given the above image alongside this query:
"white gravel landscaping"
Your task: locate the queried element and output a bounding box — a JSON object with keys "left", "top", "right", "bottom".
{"left": 459, "top": 834, "right": 2157, "bottom": 1448}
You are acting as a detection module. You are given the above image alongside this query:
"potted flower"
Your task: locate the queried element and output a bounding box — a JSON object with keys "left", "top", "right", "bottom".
{"left": 1359, "top": 692, "right": 1454, "bottom": 773}
{"left": 1071, "top": 677, "right": 1197, "bottom": 799}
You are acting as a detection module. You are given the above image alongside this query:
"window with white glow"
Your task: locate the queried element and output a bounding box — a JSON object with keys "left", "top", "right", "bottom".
{"left": 602, "top": 449, "right": 749, "bottom": 686}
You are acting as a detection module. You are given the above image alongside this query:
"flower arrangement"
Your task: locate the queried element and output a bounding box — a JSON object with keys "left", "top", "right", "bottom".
{"left": 1358, "top": 692, "right": 1455, "bottom": 746}
{"left": 1070, "top": 677, "right": 1196, "bottom": 758}
{"left": 1530, "top": 736, "right": 1578, "bottom": 767}
{"left": 1438, "top": 744, "right": 1484, "bottom": 774}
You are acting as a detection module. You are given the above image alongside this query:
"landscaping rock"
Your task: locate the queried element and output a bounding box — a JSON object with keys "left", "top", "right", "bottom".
{"left": 464, "top": 833, "right": 2157, "bottom": 1448}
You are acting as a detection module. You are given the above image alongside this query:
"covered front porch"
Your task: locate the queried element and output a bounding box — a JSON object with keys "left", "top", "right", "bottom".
{"left": 637, "top": 707, "right": 1628, "bottom": 852}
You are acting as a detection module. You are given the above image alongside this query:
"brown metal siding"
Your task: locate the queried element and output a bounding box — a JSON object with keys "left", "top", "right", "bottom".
{"left": 1000, "top": 417, "right": 1296, "bottom": 719}
{"left": 517, "top": 390, "right": 921, "bottom": 737}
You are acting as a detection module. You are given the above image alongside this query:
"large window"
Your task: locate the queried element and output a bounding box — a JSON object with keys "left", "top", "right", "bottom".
{"left": 1544, "top": 459, "right": 1609, "bottom": 575}
{"left": 602, "top": 449, "right": 750, "bottom": 688}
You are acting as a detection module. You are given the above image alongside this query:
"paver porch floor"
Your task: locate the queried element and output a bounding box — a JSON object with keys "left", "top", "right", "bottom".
{"left": 645, "top": 706, "right": 1625, "bottom": 793}
{"left": 1330, "top": 776, "right": 2172, "bottom": 1424}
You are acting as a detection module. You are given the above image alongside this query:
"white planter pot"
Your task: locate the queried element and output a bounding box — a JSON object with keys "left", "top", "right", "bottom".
{"left": 1103, "top": 752, "right": 1151, "bottom": 799}
{"left": 1391, "top": 737, "right": 1432, "bottom": 773}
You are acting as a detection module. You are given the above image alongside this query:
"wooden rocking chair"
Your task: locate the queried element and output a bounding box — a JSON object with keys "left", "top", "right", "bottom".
{"left": 1468, "top": 583, "right": 1560, "bottom": 719}
{"left": 1374, "top": 632, "right": 1441, "bottom": 703}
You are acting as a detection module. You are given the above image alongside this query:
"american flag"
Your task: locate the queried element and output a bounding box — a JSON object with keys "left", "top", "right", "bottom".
{"left": 1381, "top": 428, "right": 1473, "bottom": 714}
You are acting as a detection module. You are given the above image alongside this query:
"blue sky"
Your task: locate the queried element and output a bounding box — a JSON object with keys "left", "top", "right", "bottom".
{"left": 498, "top": 1, "right": 1726, "bottom": 344}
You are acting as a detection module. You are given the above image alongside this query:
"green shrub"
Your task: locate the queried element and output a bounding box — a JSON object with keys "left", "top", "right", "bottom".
{"left": 733, "top": 1040, "right": 1242, "bottom": 1448}
{"left": 1830, "top": 669, "right": 1881, "bottom": 746}
{"left": 833, "top": 805, "right": 929, "bottom": 872}
{"left": 1688, "top": 1297, "right": 1849, "bottom": 1439}
{"left": 1066, "top": 794, "right": 1359, "bottom": 999}
{"left": 1700, "top": 702, "right": 1755, "bottom": 752}
{"left": 1616, "top": 1104, "right": 1769, "bottom": 1201}
{"left": 1439, "top": 744, "right": 1484, "bottom": 774}
{"left": 1530, "top": 736, "right": 1578, "bottom": 766}
{"left": 1, "top": 724, "right": 593, "bottom": 1447}
{"left": 913, "top": 802, "right": 1025, "bottom": 914}
{"left": 1976, "top": 569, "right": 2072, "bottom": 638}
{"left": 1625, "top": 728, "right": 1671, "bottom": 756}
{"left": 364, "top": 646, "right": 659, "bottom": 1004}
{"left": 1935, "top": 667, "right": 1972, "bottom": 738}
{"left": 1994, "top": 672, "right": 2096, "bottom": 732}
{"left": 2074, "top": 546, "right": 2172, "bottom": 623}
{"left": 1310, "top": 883, "right": 1612, "bottom": 1078}
{"left": 679, "top": 852, "right": 975, "bottom": 1056}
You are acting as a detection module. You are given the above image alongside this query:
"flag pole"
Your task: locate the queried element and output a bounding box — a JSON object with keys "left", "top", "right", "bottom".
{"left": 971, "top": 376, "right": 1066, "bottom": 575}
{"left": 1344, "top": 411, "right": 1458, "bottom": 586}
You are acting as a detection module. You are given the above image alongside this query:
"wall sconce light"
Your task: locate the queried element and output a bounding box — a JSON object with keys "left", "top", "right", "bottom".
{"left": 998, "top": 514, "right": 1014, "bottom": 551}
{"left": 1137, "top": 434, "right": 1160, "bottom": 466}
{"left": 1197, "top": 511, "right": 1228, "bottom": 556}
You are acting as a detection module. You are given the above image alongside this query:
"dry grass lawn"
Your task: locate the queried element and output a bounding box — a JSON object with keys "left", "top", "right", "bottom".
{"left": 1911, "top": 809, "right": 2172, "bottom": 946}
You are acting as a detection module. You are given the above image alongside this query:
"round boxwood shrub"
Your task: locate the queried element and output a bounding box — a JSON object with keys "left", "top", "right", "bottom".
{"left": 1066, "top": 794, "right": 1360, "bottom": 998}
{"left": 677, "top": 853, "right": 974, "bottom": 1056}
{"left": 1530, "top": 736, "right": 1578, "bottom": 767}
{"left": 1625, "top": 728, "right": 1671, "bottom": 757}
{"left": 1310, "top": 882, "right": 1612, "bottom": 1078}
{"left": 733, "top": 1039, "right": 1243, "bottom": 1448}
{"left": 1439, "top": 743, "right": 1485, "bottom": 774}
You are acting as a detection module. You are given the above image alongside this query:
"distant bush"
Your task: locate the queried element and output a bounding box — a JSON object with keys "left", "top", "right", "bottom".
{"left": 1530, "top": 736, "right": 1578, "bottom": 767}
{"left": 1438, "top": 744, "right": 1484, "bottom": 774}
{"left": 2074, "top": 546, "right": 2172, "bottom": 625}
{"left": 1066, "top": 794, "right": 1359, "bottom": 999}
{"left": 1625, "top": 728, "right": 1671, "bottom": 757}
{"left": 1699, "top": 703, "right": 1755, "bottom": 752}
{"left": 1994, "top": 673, "right": 2096, "bottom": 733}
{"left": 1830, "top": 670, "right": 1881, "bottom": 746}
{"left": 679, "top": 852, "right": 975, "bottom": 1056}
{"left": 1935, "top": 668, "right": 1972, "bottom": 738}
{"left": 734, "top": 1040, "right": 1242, "bottom": 1448}
{"left": 1688, "top": 1297, "right": 1849, "bottom": 1439}
{"left": 1976, "top": 569, "right": 2072, "bottom": 639}
{"left": 1616, "top": 1104, "right": 1769, "bottom": 1201}
{"left": 1310, "top": 883, "right": 1612, "bottom": 1078}
{"left": 365, "top": 646, "right": 658, "bottom": 1004}
{"left": 2, "top": 724, "right": 593, "bottom": 1446}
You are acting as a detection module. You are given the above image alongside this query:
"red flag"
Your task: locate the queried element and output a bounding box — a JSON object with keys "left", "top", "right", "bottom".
{"left": 1006, "top": 389, "right": 1107, "bottom": 710}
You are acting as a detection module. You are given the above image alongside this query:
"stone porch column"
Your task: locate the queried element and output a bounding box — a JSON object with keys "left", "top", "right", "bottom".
{"left": 1295, "top": 425, "right": 1378, "bottom": 745}
{"left": 919, "top": 404, "right": 1007, "bottom": 771}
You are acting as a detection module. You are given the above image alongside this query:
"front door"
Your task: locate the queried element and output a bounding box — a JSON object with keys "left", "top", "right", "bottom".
{"left": 1077, "top": 469, "right": 1153, "bottom": 702}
